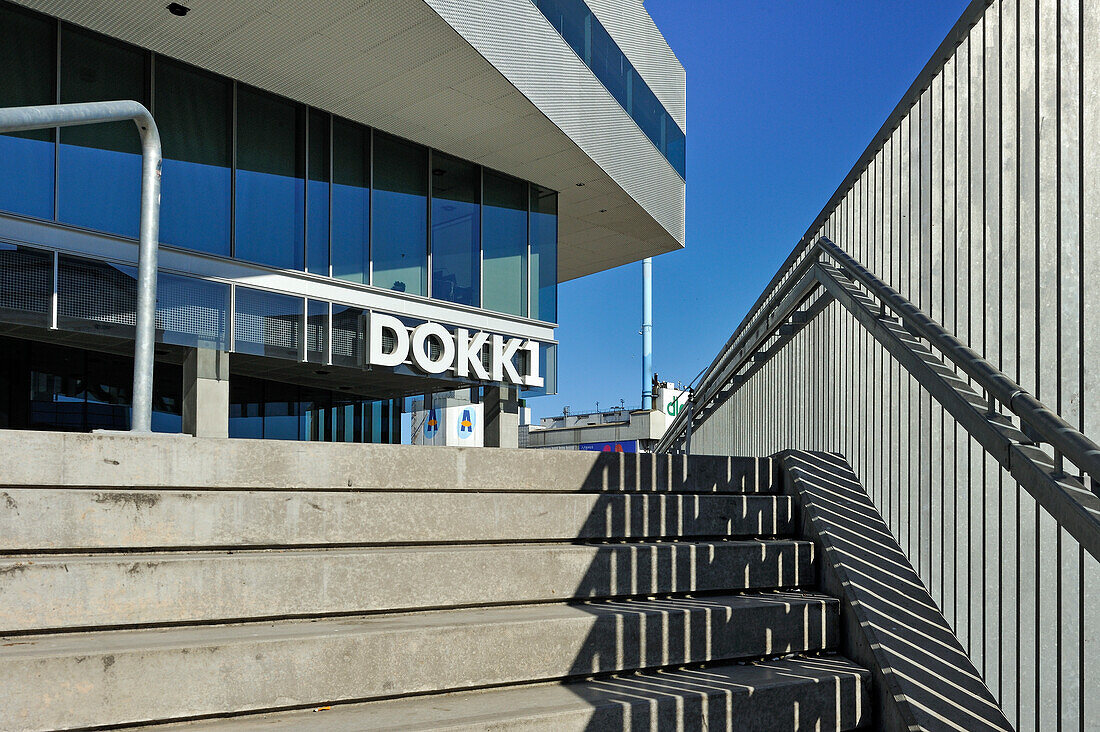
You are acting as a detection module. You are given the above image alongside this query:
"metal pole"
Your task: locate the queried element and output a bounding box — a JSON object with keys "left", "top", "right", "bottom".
{"left": 0, "top": 101, "right": 161, "bottom": 432}
{"left": 641, "top": 256, "right": 653, "bottom": 410}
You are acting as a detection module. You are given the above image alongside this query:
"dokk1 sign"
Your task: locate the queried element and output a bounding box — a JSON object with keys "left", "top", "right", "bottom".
{"left": 369, "top": 312, "right": 544, "bottom": 388}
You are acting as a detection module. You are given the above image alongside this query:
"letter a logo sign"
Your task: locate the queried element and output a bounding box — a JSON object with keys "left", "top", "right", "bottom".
{"left": 425, "top": 408, "right": 439, "bottom": 440}
{"left": 458, "top": 408, "right": 474, "bottom": 439}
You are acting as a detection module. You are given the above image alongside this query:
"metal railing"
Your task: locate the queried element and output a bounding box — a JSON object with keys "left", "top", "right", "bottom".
{"left": 0, "top": 101, "right": 161, "bottom": 432}
{"left": 657, "top": 236, "right": 1100, "bottom": 563}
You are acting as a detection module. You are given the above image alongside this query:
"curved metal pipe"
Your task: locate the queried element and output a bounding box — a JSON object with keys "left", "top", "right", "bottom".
{"left": 0, "top": 101, "right": 161, "bottom": 432}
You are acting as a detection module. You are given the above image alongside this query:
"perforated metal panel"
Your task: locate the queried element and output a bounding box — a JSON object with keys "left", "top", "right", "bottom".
{"left": 0, "top": 244, "right": 51, "bottom": 319}
{"left": 233, "top": 287, "right": 302, "bottom": 360}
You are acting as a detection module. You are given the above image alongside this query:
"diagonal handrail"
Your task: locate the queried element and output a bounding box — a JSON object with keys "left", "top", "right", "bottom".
{"left": 656, "top": 236, "right": 1100, "bottom": 561}
{"left": 0, "top": 101, "right": 161, "bottom": 433}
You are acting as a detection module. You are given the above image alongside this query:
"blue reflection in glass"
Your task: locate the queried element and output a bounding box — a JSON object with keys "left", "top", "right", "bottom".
{"left": 531, "top": 0, "right": 685, "bottom": 179}
{"left": 0, "top": 135, "right": 54, "bottom": 219}
{"left": 482, "top": 172, "right": 527, "bottom": 316}
{"left": 306, "top": 108, "right": 330, "bottom": 276}
{"left": 59, "top": 144, "right": 142, "bottom": 238}
{"left": 161, "top": 159, "right": 231, "bottom": 256}
{"left": 431, "top": 154, "right": 479, "bottom": 307}
{"left": 530, "top": 185, "right": 557, "bottom": 323}
{"left": 331, "top": 119, "right": 370, "bottom": 284}
{"left": 372, "top": 133, "right": 427, "bottom": 296}
{"left": 235, "top": 87, "right": 305, "bottom": 270}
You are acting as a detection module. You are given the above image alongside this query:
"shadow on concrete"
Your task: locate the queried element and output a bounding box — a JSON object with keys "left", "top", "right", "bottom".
{"left": 780, "top": 450, "right": 1012, "bottom": 731}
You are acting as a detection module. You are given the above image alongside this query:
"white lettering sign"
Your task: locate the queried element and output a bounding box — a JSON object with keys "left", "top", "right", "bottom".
{"left": 368, "top": 312, "right": 543, "bottom": 387}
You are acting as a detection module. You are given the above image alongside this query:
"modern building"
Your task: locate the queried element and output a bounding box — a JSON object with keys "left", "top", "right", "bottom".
{"left": 0, "top": 0, "right": 685, "bottom": 443}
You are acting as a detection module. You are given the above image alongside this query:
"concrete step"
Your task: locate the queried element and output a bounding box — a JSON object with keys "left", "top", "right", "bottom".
{"left": 0, "top": 489, "right": 794, "bottom": 551}
{"left": 0, "top": 592, "right": 840, "bottom": 731}
{"left": 0, "top": 431, "right": 780, "bottom": 493}
{"left": 0, "top": 540, "right": 815, "bottom": 632}
{"left": 143, "top": 655, "right": 869, "bottom": 732}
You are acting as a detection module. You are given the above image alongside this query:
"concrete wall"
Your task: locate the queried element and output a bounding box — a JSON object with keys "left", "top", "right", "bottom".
{"left": 688, "top": 1, "right": 1100, "bottom": 729}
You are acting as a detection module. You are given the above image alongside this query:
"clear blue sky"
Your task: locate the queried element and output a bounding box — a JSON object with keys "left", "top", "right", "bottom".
{"left": 532, "top": 0, "right": 971, "bottom": 420}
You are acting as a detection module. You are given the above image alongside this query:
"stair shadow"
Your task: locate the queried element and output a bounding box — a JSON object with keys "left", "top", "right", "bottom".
{"left": 782, "top": 450, "right": 1012, "bottom": 731}
{"left": 553, "top": 451, "right": 861, "bottom": 731}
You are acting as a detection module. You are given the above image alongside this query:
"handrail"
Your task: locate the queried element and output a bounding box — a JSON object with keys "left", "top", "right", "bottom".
{"left": 0, "top": 101, "right": 162, "bottom": 433}
{"left": 655, "top": 236, "right": 1100, "bottom": 561}
{"left": 816, "top": 236, "right": 1100, "bottom": 488}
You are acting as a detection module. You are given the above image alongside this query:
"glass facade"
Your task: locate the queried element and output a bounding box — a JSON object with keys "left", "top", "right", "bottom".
{"left": 229, "top": 375, "right": 400, "bottom": 443}
{"left": 0, "top": 2, "right": 558, "bottom": 324}
{"left": 532, "top": 0, "right": 686, "bottom": 179}
{"left": 530, "top": 185, "right": 558, "bottom": 323}
{"left": 430, "top": 153, "right": 480, "bottom": 307}
{"left": 482, "top": 172, "right": 528, "bottom": 316}
{"left": 373, "top": 132, "right": 428, "bottom": 296}
{"left": 0, "top": 5, "right": 54, "bottom": 220}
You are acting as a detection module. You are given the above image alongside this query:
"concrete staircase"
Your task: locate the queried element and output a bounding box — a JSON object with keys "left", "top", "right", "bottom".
{"left": 0, "top": 432, "right": 868, "bottom": 731}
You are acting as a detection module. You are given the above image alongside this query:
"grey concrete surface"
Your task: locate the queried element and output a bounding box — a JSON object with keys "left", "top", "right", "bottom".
{"left": 781, "top": 451, "right": 1012, "bottom": 731}
{"left": 143, "top": 655, "right": 868, "bottom": 732}
{"left": 0, "top": 430, "right": 778, "bottom": 493}
{"left": 0, "top": 593, "right": 837, "bottom": 731}
{"left": 0, "top": 540, "right": 815, "bottom": 632}
{"left": 0, "top": 489, "right": 793, "bottom": 550}
{"left": 182, "top": 348, "right": 229, "bottom": 439}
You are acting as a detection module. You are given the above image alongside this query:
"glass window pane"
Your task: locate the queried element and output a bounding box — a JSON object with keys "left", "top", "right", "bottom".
{"left": 529, "top": 185, "right": 557, "bottom": 323}
{"left": 0, "top": 4, "right": 55, "bottom": 220}
{"left": 307, "top": 109, "right": 330, "bottom": 276}
{"left": 482, "top": 172, "right": 527, "bottom": 316}
{"left": 59, "top": 27, "right": 147, "bottom": 238}
{"left": 229, "top": 375, "right": 264, "bottom": 439}
{"left": 156, "top": 58, "right": 231, "bottom": 256}
{"left": 372, "top": 132, "right": 427, "bottom": 295}
{"left": 57, "top": 254, "right": 137, "bottom": 338}
{"left": 331, "top": 118, "right": 370, "bottom": 284}
{"left": 234, "top": 287, "right": 302, "bottom": 360}
{"left": 234, "top": 86, "right": 305, "bottom": 270}
{"left": 431, "top": 153, "right": 479, "bottom": 307}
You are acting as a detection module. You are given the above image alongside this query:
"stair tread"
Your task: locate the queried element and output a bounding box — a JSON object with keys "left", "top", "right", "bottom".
{"left": 141, "top": 655, "right": 870, "bottom": 732}
{"left": 1, "top": 537, "right": 811, "bottom": 562}
{"left": 0, "top": 590, "right": 838, "bottom": 659}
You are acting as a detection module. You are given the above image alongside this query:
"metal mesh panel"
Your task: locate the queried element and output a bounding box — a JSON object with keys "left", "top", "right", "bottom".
{"left": 233, "top": 287, "right": 302, "bottom": 359}
{"left": 157, "top": 272, "right": 229, "bottom": 349}
{"left": 306, "top": 300, "right": 327, "bottom": 363}
{"left": 0, "top": 244, "right": 51, "bottom": 320}
{"left": 331, "top": 305, "right": 365, "bottom": 366}
{"left": 58, "top": 255, "right": 136, "bottom": 327}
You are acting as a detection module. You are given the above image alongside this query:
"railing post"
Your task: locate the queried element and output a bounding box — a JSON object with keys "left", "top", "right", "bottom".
{"left": 0, "top": 101, "right": 161, "bottom": 433}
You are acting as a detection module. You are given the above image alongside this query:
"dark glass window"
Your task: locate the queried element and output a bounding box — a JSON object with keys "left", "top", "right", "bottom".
{"left": 482, "top": 172, "right": 527, "bottom": 316}
{"left": 331, "top": 118, "right": 370, "bottom": 284}
{"left": 372, "top": 132, "right": 427, "bottom": 296}
{"left": 0, "top": 4, "right": 55, "bottom": 220}
{"left": 59, "top": 27, "right": 147, "bottom": 238}
{"left": 589, "top": 22, "right": 628, "bottom": 109}
{"left": 430, "top": 153, "right": 479, "bottom": 307}
{"left": 234, "top": 86, "right": 305, "bottom": 270}
{"left": 307, "top": 109, "right": 330, "bottom": 275}
{"left": 156, "top": 58, "right": 231, "bottom": 256}
{"left": 530, "top": 185, "right": 557, "bottom": 323}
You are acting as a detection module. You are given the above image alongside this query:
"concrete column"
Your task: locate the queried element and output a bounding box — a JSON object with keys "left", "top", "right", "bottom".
{"left": 484, "top": 386, "right": 519, "bottom": 448}
{"left": 182, "top": 348, "right": 229, "bottom": 438}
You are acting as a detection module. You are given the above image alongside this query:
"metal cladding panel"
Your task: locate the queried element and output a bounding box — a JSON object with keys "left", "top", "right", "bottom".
{"left": 685, "top": 0, "right": 1100, "bottom": 728}
{"left": 582, "top": 0, "right": 686, "bottom": 132}
{"left": 10, "top": 0, "right": 684, "bottom": 283}
{"left": 423, "top": 0, "right": 687, "bottom": 255}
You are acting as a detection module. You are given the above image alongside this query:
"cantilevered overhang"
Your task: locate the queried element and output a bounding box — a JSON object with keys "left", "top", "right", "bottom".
{"left": 11, "top": 0, "right": 686, "bottom": 282}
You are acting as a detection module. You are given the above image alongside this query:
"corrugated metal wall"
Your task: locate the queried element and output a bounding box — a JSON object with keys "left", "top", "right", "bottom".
{"left": 689, "top": 1, "right": 1100, "bottom": 728}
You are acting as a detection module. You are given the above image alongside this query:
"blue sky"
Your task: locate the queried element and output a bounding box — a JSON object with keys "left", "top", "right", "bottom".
{"left": 532, "top": 0, "right": 972, "bottom": 419}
